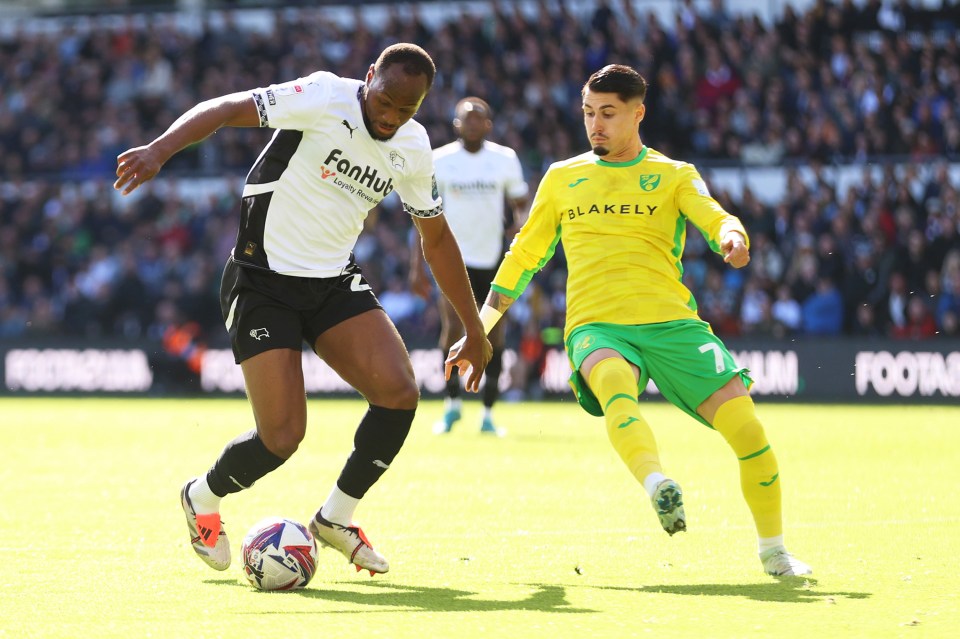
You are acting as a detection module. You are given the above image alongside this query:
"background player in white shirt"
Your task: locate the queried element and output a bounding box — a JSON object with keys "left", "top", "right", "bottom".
{"left": 410, "top": 97, "right": 528, "bottom": 435}
{"left": 114, "top": 44, "right": 491, "bottom": 577}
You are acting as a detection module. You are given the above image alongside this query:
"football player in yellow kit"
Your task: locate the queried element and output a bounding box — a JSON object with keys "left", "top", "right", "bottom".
{"left": 447, "top": 64, "right": 811, "bottom": 576}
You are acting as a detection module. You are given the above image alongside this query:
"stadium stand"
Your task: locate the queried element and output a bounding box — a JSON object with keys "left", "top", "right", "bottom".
{"left": 1, "top": 0, "right": 958, "bottom": 390}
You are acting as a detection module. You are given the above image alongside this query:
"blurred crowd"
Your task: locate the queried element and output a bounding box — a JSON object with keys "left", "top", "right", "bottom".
{"left": 1, "top": 0, "right": 959, "bottom": 392}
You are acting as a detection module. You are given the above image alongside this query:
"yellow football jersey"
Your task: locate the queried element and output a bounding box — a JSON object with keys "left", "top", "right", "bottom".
{"left": 492, "top": 146, "right": 748, "bottom": 339}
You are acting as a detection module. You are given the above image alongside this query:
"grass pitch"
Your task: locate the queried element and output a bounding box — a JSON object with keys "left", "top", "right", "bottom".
{"left": 1, "top": 397, "right": 957, "bottom": 639}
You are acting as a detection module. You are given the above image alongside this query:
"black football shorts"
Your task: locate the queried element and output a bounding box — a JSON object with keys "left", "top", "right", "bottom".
{"left": 219, "top": 256, "right": 382, "bottom": 364}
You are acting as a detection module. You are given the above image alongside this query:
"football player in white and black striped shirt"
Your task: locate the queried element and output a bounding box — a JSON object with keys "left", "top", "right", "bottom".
{"left": 115, "top": 43, "right": 491, "bottom": 577}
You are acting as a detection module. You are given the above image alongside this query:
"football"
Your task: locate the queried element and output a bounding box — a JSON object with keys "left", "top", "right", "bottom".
{"left": 240, "top": 517, "right": 319, "bottom": 591}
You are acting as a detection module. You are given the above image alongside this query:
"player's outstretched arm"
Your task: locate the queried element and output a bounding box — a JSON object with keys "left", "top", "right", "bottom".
{"left": 412, "top": 215, "right": 492, "bottom": 391}
{"left": 114, "top": 92, "right": 260, "bottom": 195}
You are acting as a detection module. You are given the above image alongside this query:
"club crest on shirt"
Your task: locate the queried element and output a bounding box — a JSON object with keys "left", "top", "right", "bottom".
{"left": 639, "top": 174, "right": 661, "bottom": 191}
{"left": 389, "top": 151, "right": 406, "bottom": 171}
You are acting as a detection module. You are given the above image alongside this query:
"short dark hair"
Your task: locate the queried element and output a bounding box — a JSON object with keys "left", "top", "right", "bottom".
{"left": 582, "top": 64, "right": 647, "bottom": 103}
{"left": 455, "top": 96, "right": 492, "bottom": 120}
{"left": 374, "top": 43, "right": 436, "bottom": 89}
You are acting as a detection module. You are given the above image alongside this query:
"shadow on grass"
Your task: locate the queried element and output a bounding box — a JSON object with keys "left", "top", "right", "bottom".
{"left": 204, "top": 579, "right": 242, "bottom": 586}
{"left": 215, "top": 580, "right": 595, "bottom": 613}
{"left": 208, "top": 577, "right": 867, "bottom": 610}
{"left": 591, "top": 578, "right": 870, "bottom": 604}
{"left": 306, "top": 582, "right": 595, "bottom": 613}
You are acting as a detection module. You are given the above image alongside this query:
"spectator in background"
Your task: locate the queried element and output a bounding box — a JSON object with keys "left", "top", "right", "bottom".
{"left": 696, "top": 45, "right": 741, "bottom": 113}
{"left": 928, "top": 204, "right": 960, "bottom": 267}
{"left": 936, "top": 269, "right": 960, "bottom": 334}
{"left": 740, "top": 277, "right": 774, "bottom": 336}
{"left": 802, "top": 276, "right": 844, "bottom": 335}
{"left": 851, "top": 302, "right": 885, "bottom": 337}
{"left": 749, "top": 232, "right": 785, "bottom": 285}
{"left": 816, "top": 232, "right": 845, "bottom": 285}
{"left": 0, "top": 0, "right": 959, "bottom": 350}
{"left": 786, "top": 239, "right": 820, "bottom": 305}
{"left": 771, "top": 283, "right": 803, "bottom": 337}
{"left": 899, "top": 228, "right": 935, "bottom": 292}
{"left": 883, "top": 271, "right": 911, "bottom": 334}
{"left": 843, "top": 241, "right": 884, "bottom": 330}
{"left": 699, "top": 268, "right": 741, "bottom": 336}
{"left": 892, "top": 295, "right": 938, "bottom": 339}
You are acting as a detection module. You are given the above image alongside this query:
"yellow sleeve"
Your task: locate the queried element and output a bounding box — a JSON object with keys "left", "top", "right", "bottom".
{"left": 675, "top": 164, "right": 749, "bottom": 253}
{"left": 491, "top": 169, "right": 563, "bottom": 299}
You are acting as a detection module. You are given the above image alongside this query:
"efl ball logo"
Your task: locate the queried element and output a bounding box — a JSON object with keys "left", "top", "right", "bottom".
{"left": 241, "top": 517, "right": 318, "bottom": 591}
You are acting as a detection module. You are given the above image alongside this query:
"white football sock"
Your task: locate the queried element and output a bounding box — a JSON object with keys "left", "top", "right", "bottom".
{"left": 320, "top": 485, "right": 360, "bottom": 526}
{"left": 482, "top": 406, "right": 493, "bottom": 421}
{"left": 188, "top": 476, "right": 221, "bottom": 515}
{"left": 758, "top": 535, "right": 785, "bottom": 554}
{"left": 444, "top": 397, "right": 462, "bottom": 411}
{"left": 642, "top": 472, "right": 667, "bottom": 498}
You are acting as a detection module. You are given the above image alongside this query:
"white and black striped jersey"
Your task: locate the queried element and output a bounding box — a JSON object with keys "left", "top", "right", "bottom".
{"left": 432, "top": 140, "right": 528, "bottom": 269}
{"left": 236, "top": 71, "right": 442, "bottom": 277}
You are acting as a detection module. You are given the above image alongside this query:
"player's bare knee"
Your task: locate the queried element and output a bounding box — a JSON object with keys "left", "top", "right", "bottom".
{"left": 371, "top": 377, "right": 420, "bottom": 410}
{"left": 259, "top": 420, "right": 306, "bottom": 459}
{"left": 393, "top": 378, "right": 421, "bottom": 409}
{"left": 265, "top": 434, "right": 302, "bottom": 459}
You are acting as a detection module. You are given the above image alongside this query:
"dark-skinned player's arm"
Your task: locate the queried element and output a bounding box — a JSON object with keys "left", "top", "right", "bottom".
{"left": 411, "top": 215, "right": 493, "bottom": 391}
{"left": 407, "top": 227, "right": 433, "bottom": 301}
{"left": 114, "top": 92, "right": 260, "bottom": 195}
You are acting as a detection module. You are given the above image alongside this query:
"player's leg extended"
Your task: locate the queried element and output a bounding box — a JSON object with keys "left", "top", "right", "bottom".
{"left": 583, "top": 351, "right": 661, "bottom": 482}
{"left": 582, "top": 349, "right": 684, "bottom": 535}
{"left": 699, "top": 378, "right": 811, "bottom": 575}
{"left": 436, "top": 295, "right": 463, "bottom": 433}
{"left": 311, "top": 309, "right": 419, "bottom": 574}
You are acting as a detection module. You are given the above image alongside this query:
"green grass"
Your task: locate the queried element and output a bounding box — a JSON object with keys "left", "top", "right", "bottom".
{"left": 1, "top": 398, "right": 958, "bottom": 639}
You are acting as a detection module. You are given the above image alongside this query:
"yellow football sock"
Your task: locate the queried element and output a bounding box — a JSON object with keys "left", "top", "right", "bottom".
{"left": 712, "top": 396, "right": 783, "bottom": 538}
{"left": 588, "top": 358, "right": 662, "bottom": 483}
